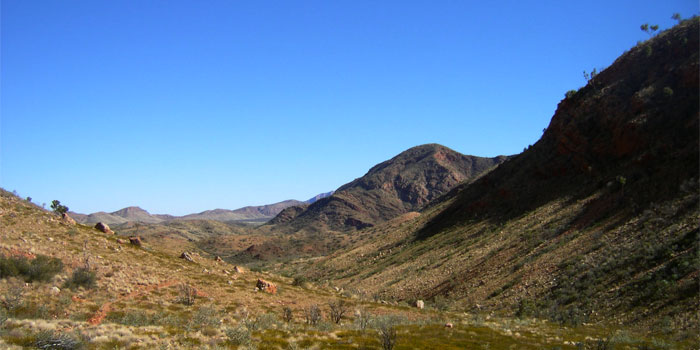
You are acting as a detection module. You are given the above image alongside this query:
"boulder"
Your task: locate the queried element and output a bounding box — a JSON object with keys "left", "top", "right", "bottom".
{"left": 94, "top": 222, "right": 114, "bottom": 234}
{"left": 444, "top": 322, "right": 453, "bottom": 328}
{"left": 415, "top": 300, "right": 424, "bottom": 309}
{"left": 215, "top": 256, "right": 224, "bottom": 262}
{"left": 129, "top": 236, "right": 142, "bottom": 246}
{"left": 116, "top": 239, "right": 125, "bottom": 244}
{"left": 180, "top": 252, "right": 194, "bottom": 262}
{"left": 50, "top": 286, "right": 61, "bottom": 295}
{"left": 233, "top": 266, "right": 245, "bottom": 274}
{"left": 61, "top": 213, "right": 76, "bottom": 225}
{"left": 256, "top": 279, "right": 277, "bottom": 294}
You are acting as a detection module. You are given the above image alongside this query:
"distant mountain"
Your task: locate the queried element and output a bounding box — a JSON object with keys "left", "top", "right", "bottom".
{"left": 305, "top": 191, "right": 333, "bottom": 204}
{"left": 272, "top": 144, "right": 508, "bottom": 231}
{"left": 179, "top": 200, "right": 303, "bottom": 222}
{"left": 71, "top": 200, "right": 304, "bottom": 225}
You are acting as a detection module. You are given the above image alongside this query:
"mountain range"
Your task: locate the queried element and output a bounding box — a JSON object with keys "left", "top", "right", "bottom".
{"left": 69, "top": 192, "right": 333, "bottom": 225}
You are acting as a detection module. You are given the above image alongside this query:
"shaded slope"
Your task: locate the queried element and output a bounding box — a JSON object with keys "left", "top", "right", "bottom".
{"left": 290, "top": 19, "right": 699, "bottom": 334}
{"left": 420, "top": 21, "right": 698, "bottom": 237}
{"left": 276, "top": 144, "right": 507, "bottom": 231}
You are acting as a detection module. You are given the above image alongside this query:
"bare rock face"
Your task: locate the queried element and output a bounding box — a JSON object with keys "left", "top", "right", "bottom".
{"left": 129, "top": 236, "right": 142, "bottom": 246}
{"left": 94, "top": 222, "right": 114, "bottom": 234}
{"left": 61, "top": 213, "right": 76, "bottom": 225}
{"left": 415, "top": 300, "right": 424, "bottom": 309}
{"left": 180, "top": 252, "right": 195, "bottom": 262}
{"left": 256, "top": 279, "right": 277, "bottom": 294}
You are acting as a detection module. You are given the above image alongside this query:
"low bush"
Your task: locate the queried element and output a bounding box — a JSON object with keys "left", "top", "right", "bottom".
{"left": 225, "top": 325, "right": 251, "bottom": 346}
{"left": 176, "top": 283, "right": 197, "bottom": 306}
{"left": 35, "top": 330, "right": 84, "bottom": 350}
{"left": 63, "top": 267, "right": 97, "bottom": 290}
{"left": 0, "top": 255, "right": 63, "bottom": 283}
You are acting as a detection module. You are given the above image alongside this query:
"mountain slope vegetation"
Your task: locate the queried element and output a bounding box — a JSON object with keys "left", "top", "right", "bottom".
{"left": 283, "top": 18, "right": 699, "bottom": 339}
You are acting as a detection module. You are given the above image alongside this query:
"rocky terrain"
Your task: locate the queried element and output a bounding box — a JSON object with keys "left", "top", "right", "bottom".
{"left": 1, "top": 16, "right": 698, "bottom": 350}
{"left": 281, "top": 17, "right": 699, "bottom": 340}
{"left": 269, "top": 144, "right": 507, "bottom": 231}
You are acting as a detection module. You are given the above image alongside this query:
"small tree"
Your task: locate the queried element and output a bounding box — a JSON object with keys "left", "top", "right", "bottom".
{"left": 283, "top": 306, "right": 293, "bottom": 323}
{"left": 641, "top": 23, "right": 659, "bottom": 36}
{"left": 328, "top": 299, "right": 348, "bottom": 324}
{"left": 375, "top": 315, "right": 399, "bottom": 350}
{"left": 304, "top": 304, "right": 322, "bottom": 325}
{"left": 176, "top": 284, "right": 197, "bottom": 306}
{"left": 672, "top": 13, "right": 682, "bottom": 24}
{"left": 50, "top": 200, "right": 68, "bottom": 215}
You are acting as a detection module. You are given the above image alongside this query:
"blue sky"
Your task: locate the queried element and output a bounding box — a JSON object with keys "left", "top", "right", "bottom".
{"left": 1, "top": 1, "right": 697, "bottom": 215}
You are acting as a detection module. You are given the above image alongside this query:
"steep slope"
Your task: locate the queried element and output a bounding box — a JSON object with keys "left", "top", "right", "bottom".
{"left": 288, "top": 19, "right": 699, "bottom": 335}
{"left": 274, "top": 144, "right": 507, "bottom": 231}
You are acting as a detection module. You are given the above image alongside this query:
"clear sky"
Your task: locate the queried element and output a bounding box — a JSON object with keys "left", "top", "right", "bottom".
{"left": 1, "top": 1, "right": 697, "bottom": 215}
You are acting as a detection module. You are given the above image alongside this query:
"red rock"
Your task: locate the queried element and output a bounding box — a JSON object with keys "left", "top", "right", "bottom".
{"left": 129, "top": 236, "right": 142, "bottom": 246}
{"left": 256, "top": 279, "right": 277, "bottom": 294}
{"left": 94, "top": 222, "right": 114, "bottom": 234}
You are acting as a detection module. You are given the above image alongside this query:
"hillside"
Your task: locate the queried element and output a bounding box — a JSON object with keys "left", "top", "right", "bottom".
{"left": 4, "top": 190, "right": 677, "bottom": 349}
{"left": 283, "top": 18, "right": 699, "bottom": 338}
{"left": 271, "top": 144, "right": 507, "bottom": 231}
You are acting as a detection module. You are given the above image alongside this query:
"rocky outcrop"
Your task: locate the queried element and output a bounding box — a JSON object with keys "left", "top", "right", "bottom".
{"left": 129, "top": 236, "right": 142, "bottom": 246}
{"left": 61, "top": 213, "right": 76, "bottom": 225}
{"left": 94, "top": 222, "right": 114, "bottom": 234}
{"left": 180, "top": 252, "right": 195, "bottom": 262}
{"left": 415, "top": 300, "right": 424, "bottom": 309}
{"left": 256, "top": 279, "right": 277, "bottom": 294}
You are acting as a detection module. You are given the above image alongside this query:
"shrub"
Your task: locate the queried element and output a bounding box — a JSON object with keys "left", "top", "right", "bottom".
{"left": 374, "top": 315, "right": 400, "bottom": 350}
{"left": 176, "top": 284, "right": 197, "bottom": 306}
{"left": 354, "top": 307, "right": 372, "bottom": 331}
{"left": 35, "top": 330, "right": 84, "bottom": 350}
{"left": 292, "top": 276, "right": 308, "bottom": 287}
{"left": 226, "top": 325, "right": 251, "bottom": 346}
{"left": 1, "top": 284, "right": 24, "bottom": 314}
{"left": 187, "top": 306, "right": 221, "bottom": 331}
{"left": 63, "top": 267, "right": 97, "bottom": 290}
{"left": 26, "top": 255, "right": 64, "bottom": 282}
{"left": 565, "top": 90, "right": 577, "bottom": 99}
{"left": 304, "top": 304, "right": 322, "bottom": 326}
{"left": 282, "top": 306, "right": 293, "bottom": 323}
{"left": 328, "top": 299, "right": 349, "bottom": 324}
{"left": 663, "top": 87, "right": 673, "bottom": 97}
{"left": 0, "top": 255, "right": 63, "bottom": 283}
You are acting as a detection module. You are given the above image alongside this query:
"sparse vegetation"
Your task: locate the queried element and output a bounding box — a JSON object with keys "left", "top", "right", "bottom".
{"left": 0, "top": 254, "right": 63, "bottom": 283}
{"left": 34, "top": 330, "right": 83, "bottom": 350}
{"left": 374, "top": 315, "right": 400, "bottom": 350}
{"left": 176, "top": 283, "right": 197, "bottom": 306}
{"left": 328, "top": 299, "right": 348, "bottom": 324}
{"left": 304, "top": 304, "right": 322, "bottom": 326}
{"left": 63, "top": 267, "right": 97, "bottom": 290}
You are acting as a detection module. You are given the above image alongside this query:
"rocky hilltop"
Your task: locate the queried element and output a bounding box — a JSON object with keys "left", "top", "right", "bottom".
{"left": 272, "top": 144, "right": 507, "bottom": 231}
